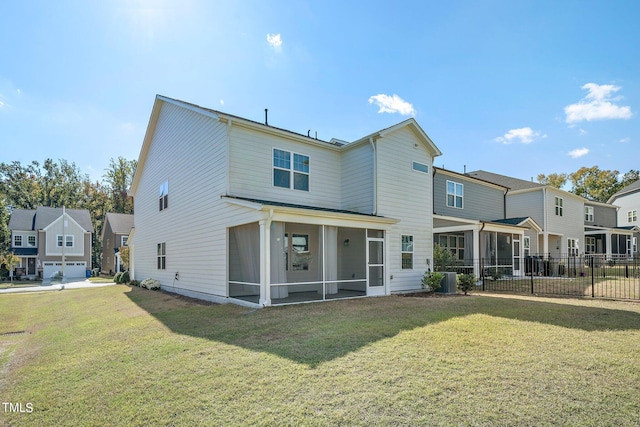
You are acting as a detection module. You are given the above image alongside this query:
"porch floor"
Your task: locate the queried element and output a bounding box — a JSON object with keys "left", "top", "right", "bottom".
{"left": 233, "top": 289, "right": 367, "bottom": 305}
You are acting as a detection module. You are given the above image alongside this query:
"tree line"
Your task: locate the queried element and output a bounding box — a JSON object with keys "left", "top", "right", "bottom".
{"left": 0, "top": 157, "right": 137, "bottom": 269}
{"left": 537, "top": 166, "right": 639, "bottom": 203}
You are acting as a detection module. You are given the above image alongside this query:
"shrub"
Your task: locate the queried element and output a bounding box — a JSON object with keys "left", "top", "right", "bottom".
{"left": 120, "top": 271, "right": 130, "bottom": 284}
{"left": 421, "top": 271, "right": 444, "bottom": 293}
{"left": 92, "top": 268, "right": 100, "bottom": 277}
{"left": 113, "top": 272, "right": 123, "bottom": 283}
{"left": 141, "top": 278, "right": 161, "bottom": 290}
{"left": 457, "top": 273, "right": 477, "bottom": 295}
{"left": 129, "top": 280, "right": 140, "bottom": 287}
{"left": 433, "top": 244, "right": 456, "bottom": 272}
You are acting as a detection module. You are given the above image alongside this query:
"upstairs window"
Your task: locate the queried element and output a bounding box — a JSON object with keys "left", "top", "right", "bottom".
{"left": 555, "top": 197, "right": 563, "bottom": 216}
{"left": 159, "top": 181, "right": 169, "bottom": 211}
{"left": 13, "top": 235, "right": 22, "bottom": 247}
{"left": 57, "top": 235, "right": 74, "bottom": 248}
{"left": 446, "top": 181, "right": 463, "bottom": 209}
{"left": 273, "top": 149, "right": 309, "bottom": 191}
{"left": 628, "top": 210, "right": 637, "bottom": 223}
{"left": 28, "top": 236, "right": 36, "bottom": 247}
{"left": 412, "top": 161, "right": 429, "bottom": 174}
{"left": 121, "top": 236, "right": 128, "bottom": 246}
{"left": 585, "top": 206, "right": 594, "bottom": 222}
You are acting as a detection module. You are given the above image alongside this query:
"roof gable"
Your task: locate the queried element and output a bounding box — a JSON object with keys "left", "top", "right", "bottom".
{"left": 608, "top": 179, "right": 640, "bottom": 203}
{"left": 35, "top": 207, "right": 93, "bottom": 232}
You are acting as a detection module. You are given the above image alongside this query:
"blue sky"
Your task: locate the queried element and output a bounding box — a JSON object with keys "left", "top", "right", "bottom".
{"left": 1, "top": 0, "right": 638, "bottom": 183}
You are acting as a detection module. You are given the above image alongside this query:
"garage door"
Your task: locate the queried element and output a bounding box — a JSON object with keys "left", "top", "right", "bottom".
{"left": 43, "top": 262, "right": 87, "bottom": 279}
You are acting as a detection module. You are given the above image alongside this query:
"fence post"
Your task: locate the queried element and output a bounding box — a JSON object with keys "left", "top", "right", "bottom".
{"left": 591, "top": 256, "right": 595, "bottom": 298}
{"left": 530, "top": 257, "right": 534, "bottom": 294}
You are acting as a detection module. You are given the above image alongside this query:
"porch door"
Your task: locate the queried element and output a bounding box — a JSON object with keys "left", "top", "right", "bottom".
{"left": 367, "top": 230, "right": 385, "bottom": 296}
{"left": 512, "top": 236, "right": 522, "bottom": 276}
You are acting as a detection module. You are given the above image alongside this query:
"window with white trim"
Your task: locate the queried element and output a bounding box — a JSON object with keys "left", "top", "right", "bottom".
{"left": 585, "top": 206, "right": 594, "bottom": 222}
{"left": 159, "top": 181, "right": 168, "bottom": 211}
{"left": 121, "top": 236, "right": 128, "bottom": 246}
{"left": 634, "top": 237, "right": 638, "bottom": 254}
{"left": 157, "top": 242, "right": 166, "bottom": 270}
{"left": 439, "top": 234, "right": 465, "bottom": 260}
{"left": 284, "top": 233, "right": 310, "bottom": 271}
{"left": 555, "top": 197, "right": 563, "bottom": 216}
{"left": 446, "top": 181, "right": 463, "bottom": 209}
{"left": 13, "top": 235, "right": 22, "bottom": 247}
{"left": 523, "top": 236, "right": 530, "bottom": 257}
{"left": 273, "top": 149, "right": 309, "bottom": 191}
{"left": 28, "top": 235, "right": 36, "bottom": 247}
{"left": 567, "top": 238, "right": 579, "bottom": 256}
{"left": 585, "top": 236, "right": 596, "bottom": 253}
{"left": 56, "top": 235, "right": 74, "bottom": 248}
{"left": 401, "top": 235, "right": 414, "bottom": 269}
{"left": 412, "top": 161, "right": 429, "bottom": 174}
{"left": 628, "top": 210, "right": 637, "bottom": 223}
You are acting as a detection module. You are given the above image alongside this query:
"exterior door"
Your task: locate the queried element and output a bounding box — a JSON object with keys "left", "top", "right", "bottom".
{"left": 512, "top": 236, "right": 522, "bottom": 276}
{"left": 27, "top": 258, "right": 36, "bottom": 275}
{"left": 367, "top": 230, "right": 385, "bottom": 296}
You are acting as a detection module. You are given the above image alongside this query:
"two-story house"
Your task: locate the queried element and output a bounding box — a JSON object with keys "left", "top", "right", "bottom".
{"left": 433, "top": 168, "right": 542, "bottom": 278}
{"left": 8, "top": 206, "right": 93, "bottom": 280}
{"left": 467, "top": 171, "right": 587, "bottom": 263}
{"left": 607, "top": 180, "right": 640, "bottom": 258}
{"left": 128, "top": 95, "right": 442, "bottom": 307}
{"left": 101, "top": 212, "right": 134, "bottom": 275}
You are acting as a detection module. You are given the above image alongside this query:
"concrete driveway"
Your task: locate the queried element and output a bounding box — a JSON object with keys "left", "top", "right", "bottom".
{"left": 0, "top": 279, "right": 116, "bottom": 294}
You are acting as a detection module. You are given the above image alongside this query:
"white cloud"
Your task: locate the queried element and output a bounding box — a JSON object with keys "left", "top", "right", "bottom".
{"left": 579, "top": 129, "right": 588, "bottom": 135}
{"left": 564, "top": 83, "right": 632, "bottom": 124}
{"left": 494, "top": 127, "right": 544, "bottom": 144}
{"left": 568, "top": 147, "right": 589, "bottom": 158}
{"left": 620, "top": 137, "right": 630, "bottom": 143}
{"left": 368, "top": 94, "right": 415, "bottom": 116}
{"left": 266, "top": 33, "right": 282, "bottom": 50}
{"left": 220, "top": 99, "right": 224, "bottom": 106}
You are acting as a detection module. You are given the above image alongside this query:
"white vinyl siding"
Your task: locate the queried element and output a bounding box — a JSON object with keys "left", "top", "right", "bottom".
{"left": 131, "top": 101, "right": 230, "bottom": 297}
{"left": 341, "top": 144, "right": 374, "bottom": 213}
{"left": 228, "top": 125, "right": 341, "bottom": 209}
{"left": 375, "top": 126, "right": 434, "bottom": 292}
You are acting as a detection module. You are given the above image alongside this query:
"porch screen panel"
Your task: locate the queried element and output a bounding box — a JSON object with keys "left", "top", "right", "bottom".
{"left": 463, "top": 231, "right": 473, "bottom": 264}
{"left": 230, "top": 223, "right": 260, "bottom": 283}
{"left": 324, "top": 226, "right": 338, "bottom": 294}
{"left": 270, "top": 222, "right": 286, "bottom": 283}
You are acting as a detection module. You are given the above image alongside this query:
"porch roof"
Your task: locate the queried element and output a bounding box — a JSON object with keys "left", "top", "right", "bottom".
{"left": 433, "top": 214, "right": 537, "bottom": 233}
{"left": 585, "top": 225, "right": 639, "bottom": 235}
{"left": 222, "top": 196, "right": 398, "bottom": 225}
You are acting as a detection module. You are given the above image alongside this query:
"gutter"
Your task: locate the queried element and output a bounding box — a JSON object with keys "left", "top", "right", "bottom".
{"left": 369, "top": 137, "right": 377, "bottom": 215}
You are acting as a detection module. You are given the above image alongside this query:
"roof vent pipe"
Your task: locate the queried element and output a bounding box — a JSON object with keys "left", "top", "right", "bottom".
{"left": 464, "top": 165, "right": 467, "bottom": 174}
{"left": 264, "top": 109, "right": 268, "bottom": 126}
{"left": 315, "top": 131, "right": 317, "bottom": 140}
{"left": 308, "top": 129, "right": 311, "bottom": 137}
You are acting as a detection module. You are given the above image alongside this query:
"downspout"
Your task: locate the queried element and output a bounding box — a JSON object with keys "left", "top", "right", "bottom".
{"left": 369, "top": 137, "right": 377, "bottom": 215}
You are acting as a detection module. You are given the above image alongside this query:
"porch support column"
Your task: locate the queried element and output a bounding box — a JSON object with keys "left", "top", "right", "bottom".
{"left": 259, "top": 219, "right": 272, "bottom": 307}
{"left": 606, "top": 231, "right": 612, "bottom": 259}
{"left": 472, "top": 227, "right": 480, "bottom": 278}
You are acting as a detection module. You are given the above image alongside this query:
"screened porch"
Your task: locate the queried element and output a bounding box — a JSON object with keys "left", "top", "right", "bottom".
{"left": 228, "top": 222, "right": 385, "bottom": 305}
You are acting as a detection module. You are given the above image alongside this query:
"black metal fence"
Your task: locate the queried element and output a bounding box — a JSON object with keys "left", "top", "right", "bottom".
{"left": 447, "top": 254, "right": 640, "bottom": 301}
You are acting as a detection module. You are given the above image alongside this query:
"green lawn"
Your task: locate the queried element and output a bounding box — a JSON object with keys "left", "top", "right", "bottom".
{"left": 1, "top": 287, "right": 639, "bottom": 426}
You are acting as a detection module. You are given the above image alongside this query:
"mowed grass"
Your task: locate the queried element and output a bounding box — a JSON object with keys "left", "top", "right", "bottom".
{"left": 1, "top": 287, "right": 640, "bottom": 426}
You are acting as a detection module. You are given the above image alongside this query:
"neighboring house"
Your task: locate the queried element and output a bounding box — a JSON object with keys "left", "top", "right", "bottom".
{"left": 433, "top": 167, "right": 542, "bottom": 278}
{"left": 607, "top": 180, "right": 640, "bottom": 258}
{"left": 101, "top": 212, "right": 134, "bottom": 274}
{"left": 466, "top": 170, "right": 586, "bottom": 261}
{"left": 8, "top": 206, "right": 93, "bottom": 280}
{"left": 128, "top": 95, "right": 442, "bottom": 307}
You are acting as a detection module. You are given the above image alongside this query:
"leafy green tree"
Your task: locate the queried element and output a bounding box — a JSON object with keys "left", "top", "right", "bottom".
{"left": 568, "top": 166, "right": 620, "bottom": 202}
{"left": 103, "top": 157, "right": 136, "bottom": 214}
{"left": 0, "top": 199, "right": 10, "bottom": 255}
{"left": 537, "top": 173, "right": 568, "bottom": 189}
{"left": 0, "top": 252, "right": 21, "bottom": 282}
{"left": 619, "top": 169, "right": 640, "bottom": 189}
{"left": 0, "top": 160, "right": 43, "bottom": 209}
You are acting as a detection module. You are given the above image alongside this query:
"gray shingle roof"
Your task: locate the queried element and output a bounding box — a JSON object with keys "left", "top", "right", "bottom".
{"left": 9, "top": 207, "right": 93, "bottom": 232}
{"left": 466, "top": 170, "right": 544, "bottom": 191}
{"left": 105, "top": 213, "right": 134, "bottom": 234}
{"left": 608, "top": 179, "right": 640, "bottom": 201}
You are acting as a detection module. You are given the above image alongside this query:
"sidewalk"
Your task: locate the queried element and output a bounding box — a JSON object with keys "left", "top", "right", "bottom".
{"left": 0, "top": 279, "right": 116, "bottom": 294}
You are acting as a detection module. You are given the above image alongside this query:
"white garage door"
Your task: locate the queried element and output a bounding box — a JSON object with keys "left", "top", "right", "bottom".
{"left": 43, "top": 262, "right": 87, "bottom": 279}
